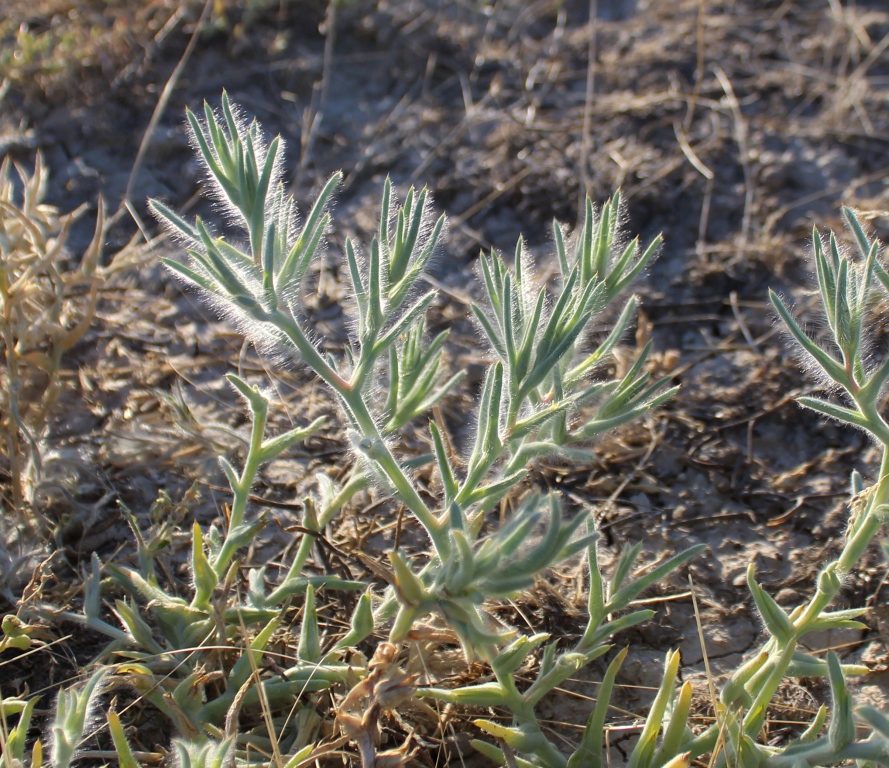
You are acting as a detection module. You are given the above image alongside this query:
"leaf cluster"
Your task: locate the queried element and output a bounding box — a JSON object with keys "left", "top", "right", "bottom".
{"left": 9, "top": 96, "right": 889, "bottom": 768}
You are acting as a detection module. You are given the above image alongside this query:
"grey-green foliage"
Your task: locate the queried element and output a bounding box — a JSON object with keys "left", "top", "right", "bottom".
{"left": 0, "top": 91, "right": 691, "bottom": 768}
{"left": 583, "top": 211, "right": 889, "bottom": 768}
{"left": 50, "top": 668, "right": 107, "bottom": 768}
{"left": 1, "top": 691, "right": 43, "bottom": 768}
{"left": 17, "top": 93, "right": 889, "bottom": 768}
{"left": 0, "top": 92, "right": 707, "bottom": 768}
{"left": 422, "top": 539, "right": 704, "bottom": 768}
{"left": 771, "top": 210, "right": 889, "bottom": 446}
{"left": 423, "top": 214, "right": 889, "bottom": 768}
{"left": 139, "top": 92, "right": 695, "bottom": 766}
{"left": 50, "top": 373, "right": 369, "bottom": 742}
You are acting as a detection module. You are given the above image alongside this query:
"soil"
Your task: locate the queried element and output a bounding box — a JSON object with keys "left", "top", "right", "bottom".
{"left": 3, "top": 0, "right": 889, "bottom": 764}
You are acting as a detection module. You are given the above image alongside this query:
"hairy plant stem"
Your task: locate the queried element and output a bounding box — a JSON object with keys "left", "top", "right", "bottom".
{"left": 855, "top": 397, "right": 889, "bottom": 453}
{"left": 490, "top": 664, "right": 571, "bottom": 768}
{"left": 687, "top": 437, "right": 889, "bottom": 765}
{"left": 267, "top": 307, "right": 448, "bottom": 555}
{"left": 321, "top": 473, "right": 370, "bottom": 525}
{"left": 212, "top": 394, "right": 267, "bottom": 574}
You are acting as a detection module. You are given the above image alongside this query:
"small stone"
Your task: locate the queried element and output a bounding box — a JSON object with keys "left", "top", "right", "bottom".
{"left": 775, "top": 588, "right": 800, "bottom": 605}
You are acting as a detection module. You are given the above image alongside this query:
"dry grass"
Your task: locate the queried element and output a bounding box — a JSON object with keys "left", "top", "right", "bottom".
{"left": 0, "top": 152, "right": 104, "bottom": 513}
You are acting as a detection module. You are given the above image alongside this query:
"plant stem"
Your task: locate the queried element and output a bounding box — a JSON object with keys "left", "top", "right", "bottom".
{"left": 270, "top": 308, "right": 446, "bottom": 555}
{"left": 213, "top": 402, "right": 266, "bottom": 573}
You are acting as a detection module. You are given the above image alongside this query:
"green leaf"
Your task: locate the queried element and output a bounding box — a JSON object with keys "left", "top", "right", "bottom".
{"left": 791, "top": 704, "right": 827, "bottom": 746}
{"left": 259, "top": 416, "right": 326, "bottom": 462}
{"left": 261, "top": 221, "right": 277, "bottom": 306}
{"left": 466, "top": 363, "right": 504, "bottom": 477}
{"left": 743, "top": 641, "right": 798, "bottom": 737}
{"left": 844, "top": 206, "right": 872, "bottom": 258}
{"left": 473, "top": 721, "right": 546, "bottom": 754}
{"left": 827, "top": 651, "right": 854, "bottom": 750}
{"left": 585, "top": 532, "right": 606, "bottom": 624}
{"left": 471, "top": 740, "right": 537, "bottom": 768}
{"left": 298, "top": 585, "right": 321, "bottom": 663}
{"left": 250, "top": 135, "right": 280, "bottom": 249}
{"left": 533, "top": 287, "right": 603, "bottom": 390}
{"left": 218, "top": 456, "right": 239, "bottom": 491}
{"left": 489, "top": 502, "right": 542, "bottom": 560}
{"left": 612, "top": 234, "right": 662, "bottom": 295}
{"left": 554, "top": 219, "right": 570, "bottom": 277}
{"left": 491, "top": 633, "right": 550, "bottom": 678}
{"left": 628, "top": 649, "right": 681, "bottom": 768}
{"left": 579, "top": 386, "right": 678, "bottom": 439}
{"left": 197, "top": 226, "right": 253, "bottom": 299}
{"left": 331, "top": 590, "right": 374, "bottom": 654}
{"left": 50, "top": 668, "right": 108, "bottom": 768}
{"left": 190, "top": 524, "right": 218, "bottom": 610}
{"left": 392, "top": 188, "right": 427, "bottom": 283}
{"left": 108, "top": 711, "right": 142, "bottom": 768}
{"left": 345, "top": 238, "right": 368, "bottom": 337}
{"left": 515, "top": 288, "right": 547, "bottom": 381}
{"left": 833, "top": 253, "right": 851, "bottom": 348}
{"left": 150, "top": 199, "right": 200, "bottom": 242}
{"left": 568, "top": 647, "right": 627, "bottom": 768}
{"left": 770, "top": 290, "right": 849, "bottom": 386}
{"left": 502, "top": 273, "right": 518, "bottom": 380}
{"left": 813, "top": 232, "right": 837, "bottom": 329}
{"left": 419, "top": 682, "right": 506, "bottom": 708}
{"left": 225, "top": 373, "right": 269, "bottom": 416}
{"left": 389, "top": 550, "right": 427, "bottom": 607}
{"left": 473, "top": 303, "right": 508, "bottom": 360}
{"left": 567, "top": 296, "right": 637, "bottom": 384}
{"left": 114, "top": 600, "right": 164, "bottom": 654}
{"left": 390, "top": 212, "right": 445, "bottom": 308}
{"left": 228, "top": 616, "right": 281, "bottom": 693}
{"left": 479, "top": 252, "right": 503, "bottom": 316}
{"left": 188, "top": 108, "right": 235, "bottom": 201}
{"left": 747, "top": 563, "right": 795, "bottom": 644}
{"left": 652, "top": 681, "right": 694, "bottom": 768}
{"left": 367, "top": 235, "right": 384, "bottom": 329}
{"left": 721, "top": 651, "right": 768, "bottom": 708}
{"left": 509, "top": 397, "right": 575, "bottom": 441}
{"left": 609, "top": 541, "right": 643, "bottom": 598}
{"left": 785, "top": 650, "right": 868, "bottom": 678}
{"left": 525, "top": 651, "right": 596, "bottom": 705}
{"left": 379, "top": 176, "right": 392, "bottom": 250}
{"left": 408, "top": 371, "right": 465, "bottom": 424}
{"left": 373, "top": 291, "right": 436, "bottom": 354}
{"left": 797, "top": 396, "right": 868, "bottom": 430}
{"left": 875, "top": 261, "right": 889, "bottom": 296}
{"left": 582, "top": 609, "right": 656, "bottom": 652}
{"left": 578, "top": 196, "right": 595, "bottom": 285}
{"left": 859, "top": 706, "right": 889, "bottom": 740}
{"left": 430, "top": 421, "right": 459, "bottom": 504}
{"left": 462, "top": 469, "right": 528, "bottom": 506}
{"left": 4, "top": 695, "right": 39, "bottom": 764}
{"left": 496, "top": 495, "right": 570, "bottom": 577}
{"left": 608, "top": 544, "right": 706, "bottom": 611}
{"left": 161, "top": 257, "right": 219, "bottom": 293}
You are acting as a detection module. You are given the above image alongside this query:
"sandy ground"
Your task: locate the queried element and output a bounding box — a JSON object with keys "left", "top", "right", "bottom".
{"left": 2, "top": 0, "right": 889, "bottom": 763}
